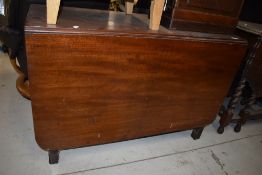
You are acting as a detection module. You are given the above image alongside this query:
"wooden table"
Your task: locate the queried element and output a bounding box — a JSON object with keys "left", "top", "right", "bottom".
{"left": 25, "top": 5, "right": 247, "bottom": 164}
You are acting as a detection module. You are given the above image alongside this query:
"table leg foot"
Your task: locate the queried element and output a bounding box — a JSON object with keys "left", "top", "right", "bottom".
{"left": 217, "top": 126, "right": 224, "bottom": 134}
{"left": 234, "top": 123, "right": 241, "bottom": 133}
{"left": 48, "top": 150, "right": 60, "bottom": 164}
{"left": 191, "top": 127, "right": 204, "bottom": 140}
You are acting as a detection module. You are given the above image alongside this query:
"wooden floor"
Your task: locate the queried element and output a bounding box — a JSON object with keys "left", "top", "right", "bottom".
{"left": 0, "top": 52, "right": 262, "bottom": 175}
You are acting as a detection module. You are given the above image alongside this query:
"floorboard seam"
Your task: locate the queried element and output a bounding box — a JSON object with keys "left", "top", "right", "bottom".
{"left": 57, "top": 132, "right": 262, "bottom": 175}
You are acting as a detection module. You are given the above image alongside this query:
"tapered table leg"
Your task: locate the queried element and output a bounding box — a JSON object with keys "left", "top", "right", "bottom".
{"left": 48, "top": 150, "right": 60, "bottom": 164}
{"left": 191, "top": 127, "right": 204, "bottom": 140}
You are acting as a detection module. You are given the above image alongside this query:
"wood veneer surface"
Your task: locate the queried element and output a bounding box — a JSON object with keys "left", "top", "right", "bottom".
{"left": 25, "top": 5, "right": 247, "bottom": 150}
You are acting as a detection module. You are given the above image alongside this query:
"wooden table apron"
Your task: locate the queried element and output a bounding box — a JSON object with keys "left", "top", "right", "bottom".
{"left": 25, "top": 32, "right": 246, "bottom": 151}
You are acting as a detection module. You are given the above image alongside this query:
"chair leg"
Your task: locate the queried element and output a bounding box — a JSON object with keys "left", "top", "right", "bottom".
{"left": 125, "top": 0, "right": 139, "bottom": 14}
{"left": 47, "top": 0, "right": 61, "bottom": 24}
{"left": 149, "top": 0, "right": 165, "bottom": 30}
{"left": 125, "top": 1, "right": 134, "bottom": 14}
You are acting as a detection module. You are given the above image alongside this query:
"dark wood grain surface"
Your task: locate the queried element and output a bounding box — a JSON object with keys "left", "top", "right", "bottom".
{"left": 161, "top": 0, "right": 245, "bottom": 33}
{"left": 25, "top": 5, "right": 247, "bottom": 150}
{"left": 177, "top": 0, "right": 244, "bottom": 17}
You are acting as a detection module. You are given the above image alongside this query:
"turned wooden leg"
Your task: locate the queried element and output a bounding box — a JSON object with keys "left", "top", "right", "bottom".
{"left": 47, "top": 0, "right": 61, "bottom": 24}
{"left": 240, "top": 82, "right": 251, "bottom": 105}
{"left": 235, "top": 92, "right": 256, "bottom": 133}
{"left": 217, "top": 79, "right": 246, "bottom": 134}
{"left": 218, "top": 105, "right": 226, "bottom": 117}
{"left": 48, "top": 150, "right": 60, "bottom": 164}
{"left": 191, "top": 127, "right": 204, "bottom": 140}
{"left": 16, "top": 74, "right": 30, "bottom": 100}
{"left": 9, "top": 58, "right": 31, "bottom": 99}
{"left": 149, "top": 0, "right": 165, "bottom": 30}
